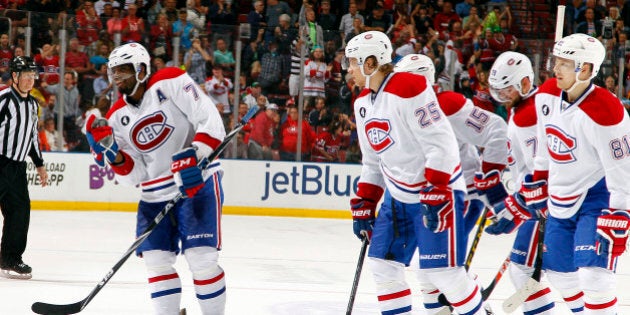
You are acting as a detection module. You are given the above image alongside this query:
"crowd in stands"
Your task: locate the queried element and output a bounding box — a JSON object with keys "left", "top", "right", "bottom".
{"left": 1, "top": 0, "right": 629, "bottom": 163}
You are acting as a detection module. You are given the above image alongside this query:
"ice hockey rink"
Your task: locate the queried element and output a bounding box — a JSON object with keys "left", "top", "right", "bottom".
{"left": 0, "top": 211, "right": 628, "bottom": 315}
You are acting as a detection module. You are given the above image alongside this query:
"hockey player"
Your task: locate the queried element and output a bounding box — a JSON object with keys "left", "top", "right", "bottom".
{"left": 532, "top": 33, "right": 630, "bottom": 314}
{"left": 85, "top": 43, "right": 227, "bottom": 314}
{"left": 482, "top": 51, "right": 558, "bottom": 314}
{"left": 394, "top": 54, "right": 508, "bottom": 237}
{"left": 346, "top": 31, "right": 488, "bottom": 315}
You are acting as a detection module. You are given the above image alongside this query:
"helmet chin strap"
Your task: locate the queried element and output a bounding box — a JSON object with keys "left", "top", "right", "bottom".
{"left": 565, "top": 64, "right": 592, "bottom": 94}
{"left": 360, "top": 65, "right": 371, "bottom": 90}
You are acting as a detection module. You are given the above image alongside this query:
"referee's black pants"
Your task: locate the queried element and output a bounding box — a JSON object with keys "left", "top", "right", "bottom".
{"left": 0, "top": 156, "right": 30, "bottom": 265}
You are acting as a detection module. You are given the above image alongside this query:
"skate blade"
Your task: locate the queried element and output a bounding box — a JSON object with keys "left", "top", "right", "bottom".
{"left": 0, "top": 269, "right": 32, "bottom": 280}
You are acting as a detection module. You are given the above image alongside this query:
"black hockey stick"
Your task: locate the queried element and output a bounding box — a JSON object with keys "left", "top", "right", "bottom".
{"left": 346, "top": 235, "right": 369, "bottom": 315}
{"left": 438, "top": 205, "right": 491, "bottom": 306}
{"left": 481, "top": 255, "right": 511, "bottom": 300}
{"left": 31, "top": 106, "right": 260, "bottom": 315}
{"left": 502, "top": 217, "right": 546, "bottom": 313}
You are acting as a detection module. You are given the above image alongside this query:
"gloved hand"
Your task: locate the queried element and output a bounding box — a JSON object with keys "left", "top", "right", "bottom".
{"left": 350, "top": 198, "right": 377, "bottom": 241}
{"left": 596, "top": 209, "right": 630, "bottom": 261}
{"left": 171, "top": 147, "right": 205, "bottom": 198}
{"left": 520, "top": 174, "right": 548, "bottom": 211}
{"left": 86, "top": 115, "right": 119, "bottom": 165}
{"left": 485, "top": 193, "right": 532, "bottom": 235}
{"left": 419, "top": 186, "right": 455, "bottom": 233}
{"left": 474, "top": 170, "right": 508, "bottom": 207}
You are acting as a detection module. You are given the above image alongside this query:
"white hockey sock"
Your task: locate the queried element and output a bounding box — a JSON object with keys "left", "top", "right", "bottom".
{"left": 185, "top": 247, "right": 226, "bottom": 315}
{"left": 368, "top": 257, "right": 412, "bottom": 314}
{"left": 547, "top": 270, "right": 584, "bottom": 314}
{"left": 423, "top": 267, "right": 483, "bottom": 315}
{"left": 580, "top": 267, "right": 617, "bottom": 315}
{"left": 144, "top": 250, "right": 182, "bottom": 315}
{"left": 419, "top": 287, "right": 450, "bottom": 315}
{"left": 509, "top": 263, "right": 555, "bottom": 314}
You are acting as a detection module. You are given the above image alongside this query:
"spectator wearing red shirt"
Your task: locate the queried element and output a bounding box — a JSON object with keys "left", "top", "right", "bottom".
{"left": 34, "top": 43, "right": 60, "bottom": 85}
{"left": 0, "top": 33, "right": 12, "bottom": 74}
{"left": 76, "top": 1, "right": 103, "bottom": 48}
{"left": 433, "top": 1, "right": 460, "bottom": 34}
{"left": 248, "top": 103, "right": 279, "bottom": 160}
{"left": 311, "top": 120, "right": 344, "bottom": 162}
{"left": 65, "top": 38, "right": 92, "bottom": 76}
{"left": 486, "top": 26, "right": 517, "bottom": 56}
{"left": 121, "top": 4, "right": 145, "bottom": 43}
{"left": 279, "top": 106, "right": 316, "bottom": 161}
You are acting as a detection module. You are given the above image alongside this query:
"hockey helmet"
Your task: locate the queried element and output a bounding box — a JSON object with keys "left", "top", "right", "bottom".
{"left": 394, "top": 54, "right": 436, "bottom": 85}
{"left": 488, "top": 51, "right": 534, "bottom": 102}
{"left": 552, "top": 33, "right": 605, "bottom": 80}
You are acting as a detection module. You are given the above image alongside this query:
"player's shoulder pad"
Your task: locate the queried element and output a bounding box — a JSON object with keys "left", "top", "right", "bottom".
{"left": 147, "top": 67, "right": 186, "bottom": 89}
{"left": 436, "top": 91, "right": 466, "bottom": 116}
{"left": 383, "top": 72, "right": 428, "bottom": 98}
{"left": 537, "top": 78, "right": 561, "bottom": 95}
{"left": 105, "top": 97, "right": 127, "bottom": 119}
{"left": 578, "top": 86, "right": 625, "bottom": 126}
{"left": 512, "top": 97, "right": 537, "bottom": 127}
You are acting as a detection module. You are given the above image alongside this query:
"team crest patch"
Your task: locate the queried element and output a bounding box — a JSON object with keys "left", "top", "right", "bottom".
{"left": 365, "top": 119, "right": 394, "bottom": 152}
{"left": 545, "top": 125, "right": 576, "bottom": 163}
{"left": 130, "top": 111, "right": 174, "bottom": 152}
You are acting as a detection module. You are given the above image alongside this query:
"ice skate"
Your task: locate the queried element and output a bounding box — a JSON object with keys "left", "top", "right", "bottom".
{"left": 1, "top": 260, "right": 32, "bottom": 280}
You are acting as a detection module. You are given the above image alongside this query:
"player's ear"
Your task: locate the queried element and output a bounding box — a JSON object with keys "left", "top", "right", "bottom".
{"left": 139, "top": 64, "right": 148, "bottom": 81}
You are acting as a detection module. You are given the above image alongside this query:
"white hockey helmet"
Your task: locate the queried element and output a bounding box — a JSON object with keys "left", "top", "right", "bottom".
{"left": 394, "top": 54, "right": 436, "bottom": 85}
{"left": 488, "top": 51, "right": 534, "bottom": 102}
{"left": 552, "top": 33, "right": 605, "bottom": 80}
{"left": 108, "top": 42, "right": 151, "bottom": 95}
{"left": 344, "top": 31, "right": 393, "bottom": 68}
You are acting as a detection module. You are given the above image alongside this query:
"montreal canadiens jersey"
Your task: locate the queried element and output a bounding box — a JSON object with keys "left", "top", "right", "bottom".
{"left": 507, "top": 87, "right": 538, "bottom": 187}
{"left": 106, "top": 67, "right": 226, "bottom": 203}
{"left": 437, "top": 91, "right": 508, "bottom": 188}
{"left": 534, "top": 78, "right": 630, "bottom": 218}
{"left": 354, "top": 72, "right": 464, "bottom": 204}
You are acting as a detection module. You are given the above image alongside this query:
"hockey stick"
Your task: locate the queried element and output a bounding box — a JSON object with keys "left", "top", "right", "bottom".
{"left": 502, "top": 217, "right": 546, "bottom": 313}
{"left": 31, "top": 106, "right": 260, "bottom": 315}
{"left": 437, "top": 205, "right": 491, "bottom": 306}
{"left": 481, "top": 255, "right": 511, "bottom": 300}
{"left": 346, "top": 235, "right": 369, "bottom": 315}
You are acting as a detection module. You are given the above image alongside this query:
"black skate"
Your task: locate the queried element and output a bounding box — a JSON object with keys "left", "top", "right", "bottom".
{"left": 1, "top": 260, "right": 32, "bottom": 279}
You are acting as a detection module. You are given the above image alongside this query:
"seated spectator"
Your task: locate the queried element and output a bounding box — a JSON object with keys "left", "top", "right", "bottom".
{"left": 311, "top": 120, "right": 345, "bottom": 162}
{"left": 0, "top": 34, "right": 12, "bottom": 74}
{"left": 576, "top": 7, "right": 602, "bottom": 38}
{"left": 40, "top": 117, "right": 67, "bottom": 152}
{"left": 308, "top": 96, "right": 332, "bottom": 130}
{"left": 248, "top": 103, "right": 279, "bottom": 160}
{"left": 487, "top": 26, "right": 517, "bottom": 56}
{"left": 279, "top": 105, "right": 315, "bottom": 161}
{"left": 243, "top": 81, "right": 268, "bottom": 109}
{"left": 92, "top": 64, "right": 112, "bottom": 100}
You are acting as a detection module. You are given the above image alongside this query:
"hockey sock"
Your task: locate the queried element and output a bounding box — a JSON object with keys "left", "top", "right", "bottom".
{"left": 423, "top": 267, "right": 484, "bottom": 315}
{"left": 547, "top": 270, "right": 584, "bottom": 314}
{"left": 185, "top": 247, "right": 226, "bottom": 315}
{"left": 580, "top": 267, "right": 617, "bottom": 315}
{"left": 509, "top": 263, "right": 555, "bottom": 314}
{"left": 419, "top": 287, "right": 450, "bottom": 315}
{"left": 144, "top": 250, "right": 182, "bottom": 315}
{"left": 368, "top": 257, "right": 412, "bottom": 314}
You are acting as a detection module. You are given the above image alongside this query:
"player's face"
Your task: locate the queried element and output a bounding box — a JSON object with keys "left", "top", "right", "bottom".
{"left": 346, "top": 58, "right": 366, "bottom": 87}
{"left": 109, "top": 64, "right": 137, "bottom": 95}
{"left": 553, "top": 57, "right": 577, "bottom": 90}
{"left": 490, "top": 84, "right": 520, "bottom": 108}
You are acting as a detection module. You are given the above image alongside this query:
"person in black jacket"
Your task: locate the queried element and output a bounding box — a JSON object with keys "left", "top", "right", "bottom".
{"left": 0, "top": 56, "right": 49, "bottom": 280}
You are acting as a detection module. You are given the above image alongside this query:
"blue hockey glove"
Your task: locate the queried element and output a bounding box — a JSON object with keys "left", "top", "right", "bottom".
{"left": 171, "top": 147, "right": 205, "bottom": 198}
{"left": 474, "top": 170, "right": 508, "bottom": 207}
{"left": 520, "top": 174, "right": 548, "bottom": 218}
{"left": 485, "top": 193, "right": 532, "bottom": 235}
{"left": 420, "top": 186, "right": 455, "bottom": 233}
{"left": 350, "top": 198, "right": 377, "bottom": 241}
{"left": 86, "top": 115, "right": 119, "bottom": 165}
{"left": 596, "top": 209, "right": 630, "bottom": 261}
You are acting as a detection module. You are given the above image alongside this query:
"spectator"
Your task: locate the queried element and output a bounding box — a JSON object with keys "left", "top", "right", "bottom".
{"left": 317, "top": 0, "right": 338, "bottom": 43}
{"left": 344, "top": 17, "right": 365, "bottom": 45}
{"left": 162, "top": 0, "right": 178, "bottom": 22}
{"left": 145, "top": 0, "right": 161, "bottom": 24}
{"left": 41, "top": 72, "right": 81, "bottom": 141}
{"left": 95, "top": 0, "right": 120, "bottom": 16}
{"left": 308, "top": 96, "right": 331, "bottom": 129}
{"left": 265, "top": 0, "right": 291, "bottom": 30}
{"left": 208, "top": 0, "right": 236, "bottom": 46}
{"left": 258, "top": 40, "right": 288, "bottom": 95}
{"left": 34, "top": 44, "right": 60, "bottom": 85}
{"left": 213, "top": 38, "right": 235, "bottom": 73}
{"left": 248, "top": 0, "right": 267, "bottom": 42}
{"left": 248, "top": 103, "right": 279, "bottom": 160}
{"left": 187, "top": 0, "right": 208, "bottom": 34}
{"left": 275, "top": 14, "right": 298, "bottom": 55}
{"left": 487, "top": 26, "right": 517, "bottom": 56}
{"left": 0, "top": 34, "right": 12, "bottom": 74}
{"left": 92, "top": 63, "right": 112, "bottom": 100}
{"left": 339, "top": 73, "right": 361, "bottom": 114}
{"left": 99, "top": 3, "right": 115, "bottom": 26}
{"left": 107, "top": 7, "right": 124, "bottom": 36}
{"left": 433, "top": 1, "right": 460, "bottom": 35}
{"left": 173, "top": 8, "right": 194, "bottom": 50}
{"left": 204, "top": 65, "right": 233, "bottom": 117}
{"left": 76, "top": 1, "right": 103, "bottom": 52}
{"left": 121, "top": 4, "right": 145, "bottom": 43}
{"left": 222, "top": 130, "right": 248, "bottom": 159}
{"left": 242, "top": 37, "right": 264, "bottom": 78}
{"left": 311, "top": 119, "right": 344, "bottom": 162}
{"left": 65, "top": 38, "right": 93, "bottom": 77}
{"left": 185, "top": 38, "right": 213, "bottom": 85}
{"left": 577, "top": 0, "right": 606, "bottom": 24}
{"left": 364, "top": 5, "right": 392, "bottom": 33}
{"left": 40, "top": 117, "right": 67, "bottom": 152}
{"left": 243, "top": 81, "right": 268, "bottom": 109}
{"left": 455, "top": 0, "right": 475, "bottom": 18}
{"left": 0, "top": 72, "right": 11, "bottom": 91}
{"left": 300, "top": 7, "right": 324, "bottom": 48}
{"left": 339, "top": 2, "right": 364, "bottom": 45}
{"left": 303, "top": 46, "right": 330, "bottom": 103}
{"left": 412, "top": 4, "right": 434, "bottom": 36}
{"left": 149, "top": 12, "right": 173, "bottom": 59}
{"left": 279, "top": 105, "right": 315, "bottom": 161}
{"left": 288, "top": 37, "right": 308, "bottom": 100}
{"left": 152, "top": 55, "right": 167, "bottom": 72}
{"left": 576, "top": 8, "right": 603, "bottom": 38}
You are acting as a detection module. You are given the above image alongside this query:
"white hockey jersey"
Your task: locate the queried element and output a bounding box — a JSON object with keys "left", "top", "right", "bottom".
{"left": 105, "top": 67, "right": 226, "bottom": 203}
{"left": 534, "top": 78, "right": 630, "bottom": 218}
{"left": 354, "top": 72, "right": 464, "bottom": 204}
{"left": 507, "top": 88, "right": 538, "bottom": 187}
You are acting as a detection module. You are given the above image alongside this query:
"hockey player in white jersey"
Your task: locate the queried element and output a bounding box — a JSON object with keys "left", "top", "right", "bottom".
{"left": 483, "top": 51, "right": 558, "bottom": 314}
{"left": 346, "top": 31, "right": 488, "bottom": 315}
{"left": 394, "top": 54, "right": 508, "bottom": 237}
{"left": 532, "top": 33, "right": 630, "bottom": 314}
{"left": 85, "top": 43, "right": 227, "bottom": 314}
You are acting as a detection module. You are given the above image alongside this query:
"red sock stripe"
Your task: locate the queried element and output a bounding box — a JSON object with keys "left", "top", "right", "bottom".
{"left": 148, "top": 273, "right": 179, "bottom": 283}
{"left": 378, "top": 289, "right": 411, "bottom": 301}
{"left": 452, "top": 285, "right": 479, "bottom": 307}
{"left": 428, "top": 289, "right": 440, "bottom": 294}
{"left": 585, "top": 297, "right": 617, "bottom": 310}
{"left": 193, "top": 272, "right": 225, "bottom": 286}
{"left": 525, "top": 287, "right": 551, "bottom": 301}
{"left": 564, "top": 291, "right": 584, "bottom": 302}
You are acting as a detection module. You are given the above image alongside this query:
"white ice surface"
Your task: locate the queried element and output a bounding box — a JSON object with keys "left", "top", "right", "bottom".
{"left": 0, "top": 211, "right": 628, "bottom": 314}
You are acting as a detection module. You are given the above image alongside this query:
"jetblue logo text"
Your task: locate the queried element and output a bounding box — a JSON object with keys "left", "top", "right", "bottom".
{"left": 261, "top": 164, "right": 360, "bottom": 200}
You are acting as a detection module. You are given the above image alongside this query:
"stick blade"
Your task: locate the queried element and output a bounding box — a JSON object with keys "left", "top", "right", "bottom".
{"left": 32, "top": 301, "right": 85, "bottom": 315}
{"left": 502, "top": 278, "right": 541, "bottom": 313}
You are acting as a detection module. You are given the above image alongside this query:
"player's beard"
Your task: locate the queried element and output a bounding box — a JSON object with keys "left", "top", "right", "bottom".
{"left": 118, "top": 78, "right": 135, "bottom": 96}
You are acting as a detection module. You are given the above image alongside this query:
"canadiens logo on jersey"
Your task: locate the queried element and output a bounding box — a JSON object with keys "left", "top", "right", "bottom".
{"left": 130, "top": 111, "right": 174, "bottom": 152}
{"left": 545, "top": 125, "right": 577, "bottom": 163}
{"left": 365, "top": 119, "right": 394, "bottom": 152}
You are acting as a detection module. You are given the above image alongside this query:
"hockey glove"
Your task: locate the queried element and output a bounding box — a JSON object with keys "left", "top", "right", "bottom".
{"left": 485, "top": 193, "right": 532, "bottom": 235}
{"left": 86, "top": 115, "right": 119, "bottom": 165}
{"left": 350, "top": 198, "right": 377, "bottom": 241}
{"left": 520, "top": 174, "right": 548, "bottom": 215}
{"left": 420, "top": 186, "right": 455, "bottom": 233}
{"left": 474, "top": 170, "right": 508, "bottom": 207}
{"left": 595, "top": 209, "right": 630, "bottom": 260}
{"left": 171, "top": 147, "right": 205, "bottom": 198}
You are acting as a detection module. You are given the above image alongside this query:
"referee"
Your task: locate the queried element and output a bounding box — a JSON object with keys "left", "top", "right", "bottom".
{"left": 0, "top": 56, "right": 48, "bottom": 279}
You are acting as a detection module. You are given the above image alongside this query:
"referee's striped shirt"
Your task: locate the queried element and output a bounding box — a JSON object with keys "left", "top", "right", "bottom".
{"left": 0, "top": 86, "right": 43, "bottom": 166}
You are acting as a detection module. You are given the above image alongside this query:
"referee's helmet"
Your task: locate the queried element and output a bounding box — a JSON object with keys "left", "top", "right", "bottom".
{"left": 10, "top": 56, "right": 38, "bottom": 75}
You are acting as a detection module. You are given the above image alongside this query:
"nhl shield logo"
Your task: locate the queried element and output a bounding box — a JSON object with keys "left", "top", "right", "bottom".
{"left": 365, "top": 119, "right": 394, "bottom": 152}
